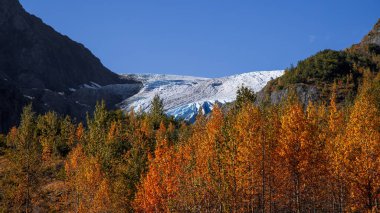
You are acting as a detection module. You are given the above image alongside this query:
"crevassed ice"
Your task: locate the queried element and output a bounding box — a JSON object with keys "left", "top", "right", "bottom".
{"left": 121, "top": 70, "right": 284, "bottom": 122}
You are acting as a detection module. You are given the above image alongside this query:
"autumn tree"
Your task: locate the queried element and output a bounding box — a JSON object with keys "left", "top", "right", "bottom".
{"left": 342, "top": 84, "right": 380, "bottom": 212}
{"left": 168, "top": 110, "right": 207, "bottom": 212}
{"left": 197, "top": 105, "right": 226, "bottom": 211}
{"left": 261, "top": 105, "right": 281, "bottom": 212}
{"left": 5, "top": 105, "right": 41, "bottom": 212}
{"left": 326, "top": 82, "right": 348, "bottom": 212}
{"left": 304, "top": 101, "right": 330, "bottom": 211}
{"left": 133, "top": 122, "right": 180, "bottom": 212}
{"left": 65, "top": 145, "right": 112, "bottom": 212}
{"left": 228, "top": 103, "right": 263, "bottom": 211}
{"left": 275, "top": 99, "right": 332, "bottom": 212}
{"left": 75, "top": 122, "right": 85, "bottom": 145}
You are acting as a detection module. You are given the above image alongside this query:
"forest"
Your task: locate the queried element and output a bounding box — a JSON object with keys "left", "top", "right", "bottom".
{"left": 0, "top": 69, "right": 380, "bottom": 212}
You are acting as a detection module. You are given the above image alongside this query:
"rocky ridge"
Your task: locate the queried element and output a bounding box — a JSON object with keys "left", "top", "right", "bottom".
{"left": 0, "top": 0, "right": 142, "bottom": 132}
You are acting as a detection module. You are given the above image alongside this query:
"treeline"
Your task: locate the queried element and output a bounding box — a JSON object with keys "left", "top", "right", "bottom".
{"left": 1, "top": 77, "right": 380, "bottom": 212}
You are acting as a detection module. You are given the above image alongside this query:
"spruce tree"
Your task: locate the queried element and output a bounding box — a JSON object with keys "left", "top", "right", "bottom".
{"left": 235, "top": 86, "right": 256, "bottom": 110}
{"left": 7, "top": 105, "right": 41, "bottom": 212}
{"left": 149, "top": 94, "right": 165, "bottom": 129}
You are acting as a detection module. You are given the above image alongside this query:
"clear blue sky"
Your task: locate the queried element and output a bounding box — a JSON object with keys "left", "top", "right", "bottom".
{"left": 20, "top": 0, "right": 379, "bottom": 78}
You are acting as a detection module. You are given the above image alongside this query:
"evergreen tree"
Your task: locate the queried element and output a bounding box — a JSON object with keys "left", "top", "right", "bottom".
{"left": 36, "top": 111, "right": 59, "bottom": 162}
{"left": 58, "top": 116, "right": 76, "bottom": 156}
{"left": 149, "top": 94, "right": 165, "bottom": 129}
{"left": 235, "top": 85, "right": 256, "bottom": 110}
{"left": 86, "top": 100, "right": 109, "bottom": 157}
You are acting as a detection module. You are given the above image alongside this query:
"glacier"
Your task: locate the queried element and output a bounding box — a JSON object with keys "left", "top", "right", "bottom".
{"left": 120, "top": 70, "right": 284, "bottom": 122}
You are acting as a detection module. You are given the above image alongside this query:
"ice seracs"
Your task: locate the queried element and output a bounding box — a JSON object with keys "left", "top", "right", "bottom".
{"left": 120, "top": 70, "right": 284, "bottom": 122}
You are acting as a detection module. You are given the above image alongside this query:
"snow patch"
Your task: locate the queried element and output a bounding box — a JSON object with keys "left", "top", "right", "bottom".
{"left": 23, "top": 95, "right": 34, "bottom": 100}
{"left": 81, "top": 82, "right": 102, "bottom": 89}
{"left": 90, "top": 81, "right": 102, "bottom": 88}
{"left": 75, "top": 101, "right": 90, "bottom": 107}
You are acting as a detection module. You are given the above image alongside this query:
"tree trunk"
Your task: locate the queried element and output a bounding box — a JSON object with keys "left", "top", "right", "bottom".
{"left": 261, "top": 133, "right": 266, "bottom": 213}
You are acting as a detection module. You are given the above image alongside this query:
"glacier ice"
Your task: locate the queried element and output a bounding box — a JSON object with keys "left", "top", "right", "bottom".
{"left": 120, "top": 71, "right": 284, "bottom": 122}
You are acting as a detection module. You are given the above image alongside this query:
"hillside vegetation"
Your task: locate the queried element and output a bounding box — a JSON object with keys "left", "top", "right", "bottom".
{"left": 263, "top": 19, "right": 380, "bottom": 106}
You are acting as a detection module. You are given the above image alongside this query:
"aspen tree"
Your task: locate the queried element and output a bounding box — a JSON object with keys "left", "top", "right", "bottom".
{"left": 278, "top": 100, "right": 308, "bottom": 213}
{"left": 327, "top": 83, "right": 348, "bottom": 212}
{"left": 343, "top": 88, "right": 380, "bottom": 212}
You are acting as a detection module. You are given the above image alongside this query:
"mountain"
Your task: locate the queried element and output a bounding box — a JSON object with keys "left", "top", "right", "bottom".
{"left": 257, "top": 19, "right": 380, "bottom": 106}
{"left": 121, "top": 71, "right": 284, "bottom": 122}
{"left": 0, "top": 0, "right": 133, "bottom": 90}
{"left": 0, "top": 0, "right": 142, "bottom": 132}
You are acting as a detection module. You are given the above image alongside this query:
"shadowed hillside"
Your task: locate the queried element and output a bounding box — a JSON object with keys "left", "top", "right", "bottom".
{"left": 0, "top": 0, "right": 142, "bottom": 132}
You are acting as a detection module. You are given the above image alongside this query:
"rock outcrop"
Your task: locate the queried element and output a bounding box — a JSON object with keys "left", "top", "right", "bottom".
{"left": 255, "top": 83, "right": 320, "bottom": 106}
{"left": 361, "top": 19, "right": 380, "bottom": 46}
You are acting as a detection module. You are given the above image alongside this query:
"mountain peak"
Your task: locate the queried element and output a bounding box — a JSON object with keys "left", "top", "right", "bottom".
{"left": 361, "top": 19, "right": 380, "bottom": 46}
{"left": 0, "top": 0, "right": 142, "bottom": 132}
{"left": 0, "top": 0, "right": 132, "bottom": 91}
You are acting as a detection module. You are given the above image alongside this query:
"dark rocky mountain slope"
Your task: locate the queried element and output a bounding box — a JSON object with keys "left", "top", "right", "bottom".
{"left": 0, "top": 0, "right": 142, "bottom": 132}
